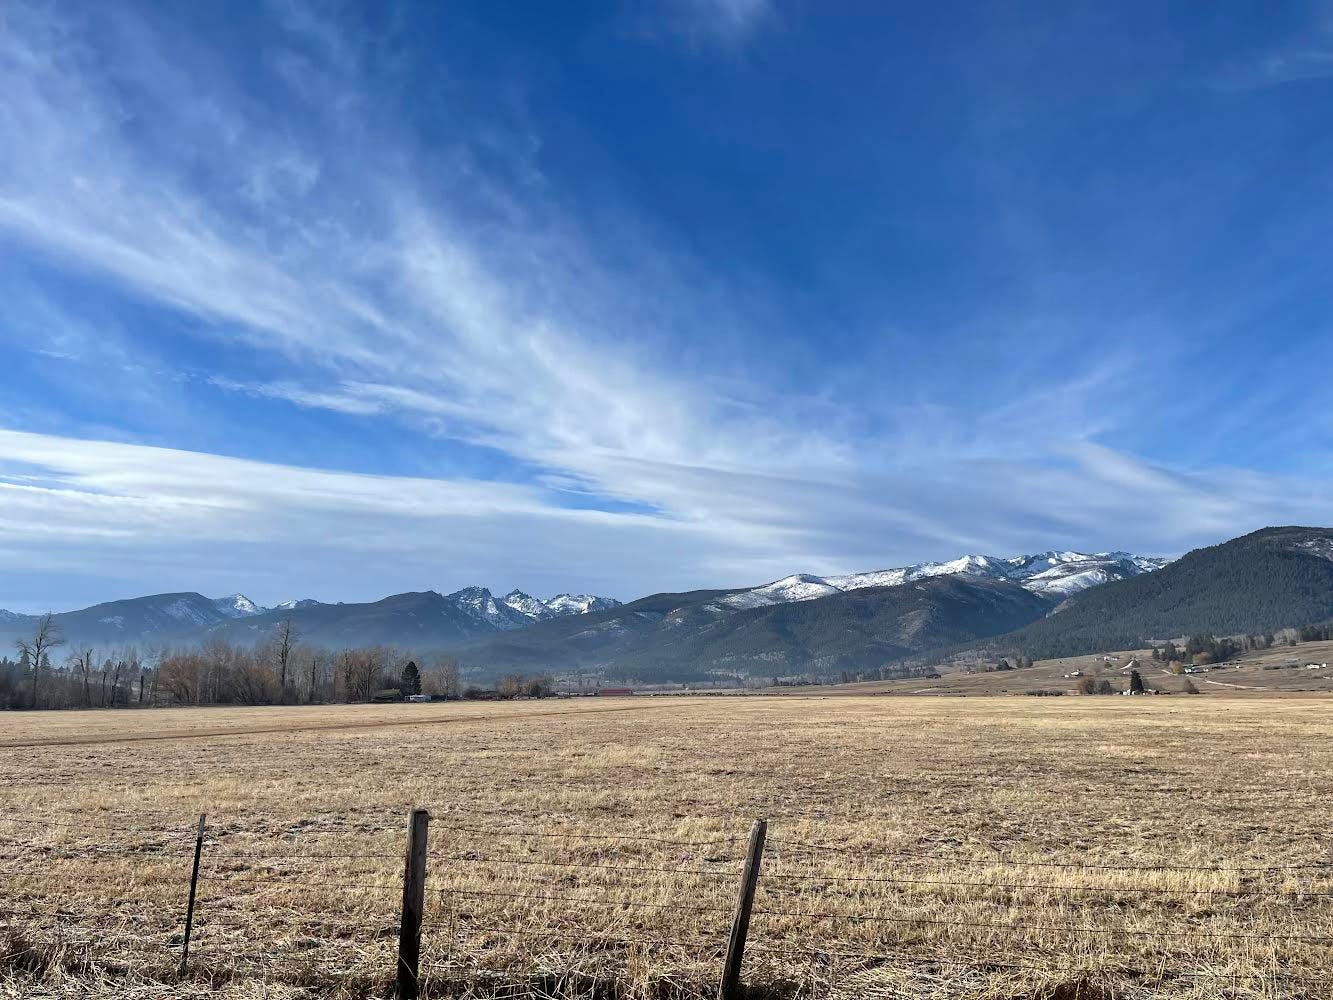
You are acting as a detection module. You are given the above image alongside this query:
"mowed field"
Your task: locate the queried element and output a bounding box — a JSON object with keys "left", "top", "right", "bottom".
{"left": 2, "top": 695, "right": 1333, "bottom": 1000}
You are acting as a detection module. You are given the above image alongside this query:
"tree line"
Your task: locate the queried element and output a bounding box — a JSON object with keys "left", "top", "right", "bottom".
{"left": 0, "top": 613, "right": 552, "bottom": 710}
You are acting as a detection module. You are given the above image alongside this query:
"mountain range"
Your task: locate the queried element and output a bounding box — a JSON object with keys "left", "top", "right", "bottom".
{"left": 0, "top": 588, "right": 622, "bottom": 652}
{"left": 716, "top": 550, "right": 1169, "bottom": 609}
{"left": 0, "top": 550, "right": 1165, "bottom": 669}
{"left": 7, "top": 532, "right": 1331, "bottom": 681}
{"left": 449, "top": 530, "right": 1333, "bottom": 679}
{"left": 450, "top": 575, "right": 1058, "bottom": 680}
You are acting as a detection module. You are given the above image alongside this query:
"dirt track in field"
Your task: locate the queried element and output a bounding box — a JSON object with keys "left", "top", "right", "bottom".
{"left": 0, "top": 699, "right": 677, "bottom": 749}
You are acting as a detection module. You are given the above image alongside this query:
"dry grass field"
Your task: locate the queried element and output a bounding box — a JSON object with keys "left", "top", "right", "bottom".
{"left": 3, "top": 694, "right": 1332, "bottom": 999}
{"left": 804, "top": 640, "right": 1333, "bottom": 698}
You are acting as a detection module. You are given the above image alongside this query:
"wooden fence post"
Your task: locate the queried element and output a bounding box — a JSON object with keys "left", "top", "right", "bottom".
{"left": 720, "top": 818, "right": 767, "bottom": 1000}
{"left": 396, "top": 807, "right": 430, "bottom": 1000}
{"left": 178, "top": 813, "right": 206, "bottom": 974}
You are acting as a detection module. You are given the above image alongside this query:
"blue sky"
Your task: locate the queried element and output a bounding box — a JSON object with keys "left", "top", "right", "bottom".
{"left": 2, "top": 0, "right": 1333, "bottom": 611}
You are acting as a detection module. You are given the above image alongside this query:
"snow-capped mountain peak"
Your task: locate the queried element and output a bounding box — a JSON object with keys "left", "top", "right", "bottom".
{"left": 447, "top": 587, "right": 621, "bottom": 629}
{"left": 274, "top": 598, "right": 322, "bottom": 611}
{"left": 447, "top": 586, "right": 509, "bottom": 625}
{"left": 500, "top": 589, "right": 556, "bottom": 621}
{"left": 545, "top": 593, "right": 621, "bottom": 616}
{"left": 212, "top": 594, "right": 266, "bottom": 618}
{"left": 719, "top": 574, "right": 841, "bottom": 609}
{"left": 731, "top": 550, "right": 1169, "bottom": 609}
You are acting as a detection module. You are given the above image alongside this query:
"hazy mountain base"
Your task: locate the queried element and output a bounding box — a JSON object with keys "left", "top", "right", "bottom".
{"left": 5, "top": 528, "right": 1332, "bottom": 687}
{"left": 450, "top": 576, "right": 1055, "bottom": 680}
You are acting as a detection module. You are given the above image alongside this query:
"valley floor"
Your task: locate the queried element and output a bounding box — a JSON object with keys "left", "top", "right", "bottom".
{"left": 2, "top": 695, "right": 1332, "bottom": 998}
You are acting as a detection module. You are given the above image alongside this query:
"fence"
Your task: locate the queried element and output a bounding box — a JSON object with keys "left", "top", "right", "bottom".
{"left": 3, "top": 808, "right": 1333, "bottom": 998}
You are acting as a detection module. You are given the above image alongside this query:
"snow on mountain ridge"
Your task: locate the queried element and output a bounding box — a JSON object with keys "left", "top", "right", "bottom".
{"left": 449, "top": 588, "right": 622, "bottom": 628}
{"left": 719, "top": 574, "right": 841, "bottom": 609}
{"left": 212, "top": 594, "right": 265, "bottom": 618}
{"left": 447, "top": 586, "right": 524, "bottom": 631}
{"left": 183, "top": 588, "right": 620, "bottom": 628}
{"left": 164, "top": 598, "right": 217, "bottom": 626}
{"left": 739, "top": 550, "right": 1169, "bottom": 608}
{"left": 545, "top": 593, "right": 622, "bottom": 616}
{"left": 499, "top": 589, "right": 556, "bottom": 622}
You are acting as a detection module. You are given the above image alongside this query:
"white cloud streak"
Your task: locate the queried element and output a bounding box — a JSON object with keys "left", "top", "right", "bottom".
{"left": 3, "top": 426, "right": 1329, "bottom": 613}
{"left": 0, "top": 2, "right": 1327, "bottom": 611}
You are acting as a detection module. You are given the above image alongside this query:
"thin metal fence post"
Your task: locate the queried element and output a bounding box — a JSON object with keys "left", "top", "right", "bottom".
{"left": 179, "top": 813, "right": 206, "bottom": 974}
{"left": 396, "top": 807, "right": 431, "bottom": 999}
{"left": 720, "top": 818, "right": 767, "bottom": 1000}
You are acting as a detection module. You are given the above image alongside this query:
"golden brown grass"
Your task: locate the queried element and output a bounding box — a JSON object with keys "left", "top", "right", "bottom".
{"left": 2, "top": 695, "right": 1332, "bottom": 999}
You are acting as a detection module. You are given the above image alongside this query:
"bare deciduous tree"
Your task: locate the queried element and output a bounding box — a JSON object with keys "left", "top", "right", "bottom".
{"left": 338, "top": 647, "right": 384, "bottom": 702}
{"left": 306, "top": 648, "right": 327, "bottom": 703}
{"left": 16, "top": 614, "right": 64, "bottom": 708}
{"left": 422, "top": 655, "right": 460, "bottom": 699}
{"left": 231, "top": 652, "right": 278, "bottom": 705}
{"left": 69, "top": 647, "right": 95, "bottom": 707}
{"left": 158, "top": 652, "right": 207, "bottom": 705}
{"left": 275, "top": 618, "right": 297, "bottom": 695}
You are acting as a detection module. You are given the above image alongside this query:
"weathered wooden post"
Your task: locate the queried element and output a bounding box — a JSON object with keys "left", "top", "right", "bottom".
{"left": 720, "top": 818, "right": 767, "bottom": 1000}
{"left": 179, "top": 813, "right": 206, "bottom": 974}
{"left": 396, "top": 807, "right": 431, "bottom": 1000}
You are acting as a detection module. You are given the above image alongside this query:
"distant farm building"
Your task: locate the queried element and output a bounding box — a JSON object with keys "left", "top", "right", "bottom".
{"left": 597, "top": 687, "right": 634, "bottom": 697}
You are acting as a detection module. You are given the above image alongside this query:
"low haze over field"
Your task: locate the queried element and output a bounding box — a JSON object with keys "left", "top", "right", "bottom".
{"left": 3, "top": 2, "right": 1333, "bottom": 610}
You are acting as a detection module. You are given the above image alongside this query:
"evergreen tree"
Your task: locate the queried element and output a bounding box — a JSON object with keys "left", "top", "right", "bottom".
{"left": 400, "top": 660, "right": 421, "bottom": 697}
{"left": 1129, "top": 669, "right": 1145, "bottom": 694}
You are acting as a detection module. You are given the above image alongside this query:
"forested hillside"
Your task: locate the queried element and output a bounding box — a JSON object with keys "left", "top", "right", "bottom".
{"left": 990, "top": 527, "right": 1333, "bottom": 658}
{"left": 454, "top": 576, "right": 1054, "bottom": 678}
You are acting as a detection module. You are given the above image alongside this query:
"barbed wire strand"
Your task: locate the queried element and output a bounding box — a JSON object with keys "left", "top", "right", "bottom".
{"left": 759, "top": 869, "right": 1333, "bottom": 898}
{"left": 444, "top": 823, "right": 735, "bottom": 850}
{"left": 427, "top": 921, "right": 726, "bottom": 953}
{"left": 744, "top": 939, "right": 1183, "bottom": 976}
{"left": 749, "top": 905, "right": 1333, "bottom": 944}
{"left": 203, "top": 850, "right": 398, "bottom": 862}
{"left": 197, "top": 872, "right": 398, "bottom": 892}
{"left": 767, "top": 838, "right": 1333, "bottom": 874}
{"left": 432, "top": 854, "right": 739, "bottom": 879}
{"left": 0, "top": 815, "right": 190, "bottom": 836}
{"left": 436, "top": 885, "right": 735, "bottom": 915}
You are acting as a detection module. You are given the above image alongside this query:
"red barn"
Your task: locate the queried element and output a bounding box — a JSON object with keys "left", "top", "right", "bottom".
{"left": 596, "top": 687, "right": 634, "bottom": 697}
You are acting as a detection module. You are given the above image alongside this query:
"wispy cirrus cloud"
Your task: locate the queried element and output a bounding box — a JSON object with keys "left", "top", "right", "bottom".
{"left": 621, "top": 0, "right": 777, "bottom": 48}
{"left": 1211, "top": 46, "right": 1333, "bottom": 90}
{"left": 0, "top": 0, "right": 1324, "bottom": 612}
{"left": 1, "top": 425, "right": 1327, "bottom": 614}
